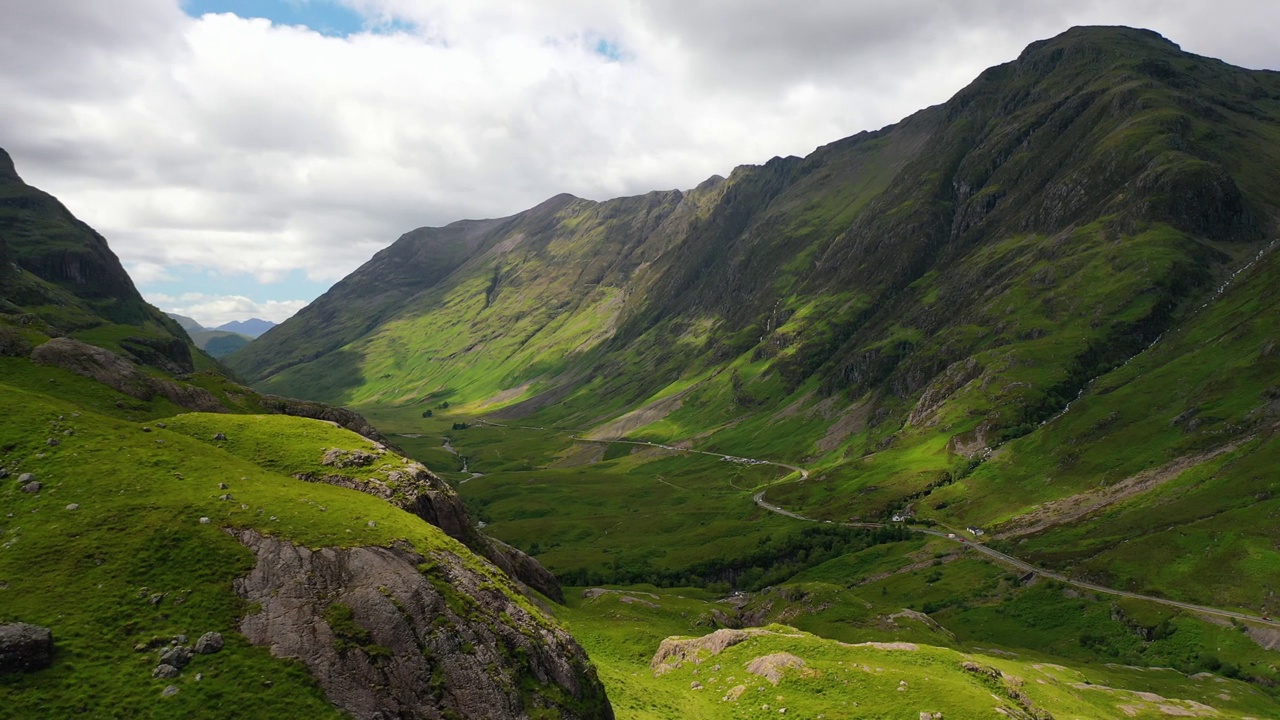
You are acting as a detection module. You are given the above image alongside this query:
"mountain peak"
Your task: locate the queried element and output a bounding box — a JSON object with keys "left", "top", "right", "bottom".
{"left": 0, "top": 148, "right": 20, "bottom": 183}
{"left": 1010, "top": 25, "right": 1183, "bottom": 76}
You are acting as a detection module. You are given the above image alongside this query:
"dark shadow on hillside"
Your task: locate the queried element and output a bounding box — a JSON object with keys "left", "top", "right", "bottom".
{"left": 257, "top": 348, "right": 369, "bottom": 407}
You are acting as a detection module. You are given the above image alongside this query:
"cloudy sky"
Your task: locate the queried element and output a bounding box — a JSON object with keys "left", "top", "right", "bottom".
{"left": 2, "top": 1, "right": 1277, "bottom": 327}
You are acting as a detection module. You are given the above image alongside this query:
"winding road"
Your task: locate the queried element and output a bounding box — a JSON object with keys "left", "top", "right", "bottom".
{"left": 467, "top": 420, "right": 1280, "bottom": 629}
{"left": 754, "top": 492, "right": 1280, "bottom": 629}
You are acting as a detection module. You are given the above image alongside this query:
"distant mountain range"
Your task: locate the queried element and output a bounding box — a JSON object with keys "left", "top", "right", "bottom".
{"left": 166, "top": 314, "right": 276, "bottom": 338}
{"left": 215, "top": 318, "right": 276, "bottom": 337}
{"left": 163, "top": 314, "right": 276, "bottom": 357}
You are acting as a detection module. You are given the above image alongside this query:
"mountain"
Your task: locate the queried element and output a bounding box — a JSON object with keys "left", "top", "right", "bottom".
{"left": 161, "top": 314, "right": 257, "bottom": 357}
{"left": 198, "top": 330, "right": 251, "bottom": 357}
{"left": 216, "top": 317, "right": 275, "bottom": 338}
{"left": 1, "top": 149, "right": 198, "bottom": 374}
{"left": 231, "top": 26, "right": 1280, "bottom": 615}
{"left": 166, "top": 312, "right": 205, "bottom": 333}
{"left": 0, "top": 149, "right": 612, "bottom": 717}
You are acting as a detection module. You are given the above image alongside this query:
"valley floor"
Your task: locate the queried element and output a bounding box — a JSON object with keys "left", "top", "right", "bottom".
{"left": 358, "top": 405, "right": 1280, "bottom": 719}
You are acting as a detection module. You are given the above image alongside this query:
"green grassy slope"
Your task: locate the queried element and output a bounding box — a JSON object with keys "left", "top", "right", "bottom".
{"left": 559, "top": 585, "right": 1280, "bottom": 719}
{"left": 0, "top": 369, "right": 592, "bottom": 717}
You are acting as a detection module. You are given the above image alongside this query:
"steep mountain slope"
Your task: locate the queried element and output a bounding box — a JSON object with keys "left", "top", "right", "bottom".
{"left": 166, "top": 313, "right": 205, "bottom": 333}
{"left": 0, "top": 152, "right": 611, "bottom": 717}
{"left": 1, "top": 148, "right": 200, "bottom": 374}
{"left": 231, "top": 26, "right": 1280, "bottom": 612}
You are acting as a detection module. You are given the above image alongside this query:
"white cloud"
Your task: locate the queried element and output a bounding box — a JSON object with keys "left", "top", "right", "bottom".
{"left": 153, "top": 292, "right": 309, "bottom": 327}
{"left": 2, "top": 1, "right": 1278, "bottom": 308}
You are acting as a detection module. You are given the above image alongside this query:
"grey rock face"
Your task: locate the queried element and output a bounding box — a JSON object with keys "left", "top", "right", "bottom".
{"left": 230, "top": 529, "right": 612, "bottom": 720}
{"left": 194, "top": 632, "right": 223, "bottom": 654}
{"left": 158, "top": 646, "right": 192, "bottom": 668}
{"left": 322, "top": 448, "right": 378, "bottom": 468}
{"left": 30, "top": 338, "right": 225, "bottom": 413}
{"left": 0, "top": 623, "right": 54, "bottom": 672}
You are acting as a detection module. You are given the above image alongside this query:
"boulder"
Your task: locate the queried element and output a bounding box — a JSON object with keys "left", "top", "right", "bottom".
{"left": 194, "top": 632, "right": 223, "bottom": 654}
{"left": 158, "top": 646, "right": 192, "bottom": 668}
{"left": 152, "top": 664, "right": 180, "bottom": 679}
{"left": 21, "top": 482, "right": 41, "bottom": 494}
{"left": 0, "top": 623, "right": 54, "bottom": 672}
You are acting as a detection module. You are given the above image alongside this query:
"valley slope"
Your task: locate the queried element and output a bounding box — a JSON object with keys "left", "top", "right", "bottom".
{"left": 232, "top": 26, "right": 1280, "bottom": 615}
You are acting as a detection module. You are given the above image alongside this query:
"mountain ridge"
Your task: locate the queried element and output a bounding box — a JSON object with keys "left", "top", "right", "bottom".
{"left": 228, "top": 25, "right": 1280, "bottom": 616}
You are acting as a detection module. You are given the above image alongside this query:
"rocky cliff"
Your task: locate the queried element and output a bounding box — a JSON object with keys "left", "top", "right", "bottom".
{"left": 232, "top": 529, "right": 610, "bottom": 719}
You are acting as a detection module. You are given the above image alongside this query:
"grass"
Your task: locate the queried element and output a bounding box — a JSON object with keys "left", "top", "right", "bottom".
{"left": 0, "top": 378, "right": 564, "bottom": 718}
{"left": 557, "top": 585, "right": 1280, "bottom": 719}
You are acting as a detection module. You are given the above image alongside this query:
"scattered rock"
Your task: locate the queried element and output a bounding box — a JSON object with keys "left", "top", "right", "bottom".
{"left": 152, "top": 664, "right": 180, "bottom": 679}
{"left": 17, "top": 473, "right": 33, "bottom": 484}
{"left": 194, "top": 632, "right": 223, "bottom": 654}
{"left": 156, "top": 422, "right": 167, "bottom": 429}
{"left": 0, "top": 623, "right": 54, "bottom": 672}
{"left": 161, "top": 684, "right": 179, "bottom": 696}
{"left": 199, "top": 517, "right": 211, "bottom": 525}
{"left": 158, "top": 646, "right": 192, "bottom": 668}
{"left": 321, "top": 448, "right": 379, "bottom": 468}
{"left": 195, "top": 672, "right": 202, "bottom": 681}
{"left": 722, "top": 685, "right": 746, "bottom": 702}
{"left": 218, "top": 482, "right": 228, "bottom": 490}
{"left": 690, "top": 680, "right": 702, "bottom": 690}
{"left": 64, "top": 504, "right": 79, "bottom": 511}
{"left": 0, "top": 470, "right": 8, "bottom": 479}
{"left": 745, "top": 653, "right": 807, "bottom": 685}
{"left": 149, "top": 593, "right": 165, "bottom": 606}
{"left": 141, "top": 427, "right": 152, "bottom": 433}
{"left": 218, "top": 494, "right": 233, "bottom": 502}
{"left": 174, "top": 635, "right": 188, "bottom": 644}
{"left": 652, "top": 629, "right": 760, "bottom": 672}
{"left": 45, "top": 438, "right": 59, "bottom": 447}
{"left": 21, "top": 482, "right": 41, "bottom": 494}
{"left": 213, "top": 433, "right": 227, "bottom": 441}
{"left": 367, "top": 521, "right": 377, "bottom": 528}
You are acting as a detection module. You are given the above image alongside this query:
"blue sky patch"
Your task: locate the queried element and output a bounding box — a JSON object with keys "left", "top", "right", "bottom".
{"left": 137, "top": 265, "right": 331, "bottom": 318}
{"left": 182, "top": 0, "right": 367, "bottom": 36}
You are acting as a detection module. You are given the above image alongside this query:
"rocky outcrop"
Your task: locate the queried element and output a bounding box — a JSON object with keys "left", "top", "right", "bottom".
{"left": 0, "top": 623, "right": 54, "bottom": 672}
{"left": 119, "top": 335, "right": 194, "bottom": 375}
{"left": 259, "top": 394, "right": 394, "bottom": 447}
{"left": 29, "top": 337, "right": 225, "bottom": 412}
{"left": 230, "top": 529, "right": 612, "bottom": 720}
{"left": 297, "top": 458, "right": 564, "bottom": 602}
{"left": 0, "top": 325, "right": 31, "bottom": 357}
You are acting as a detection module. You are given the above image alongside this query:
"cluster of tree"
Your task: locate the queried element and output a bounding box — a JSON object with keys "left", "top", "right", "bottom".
{"left": 556, "top": 525, "right": 911, "bottom": 591}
